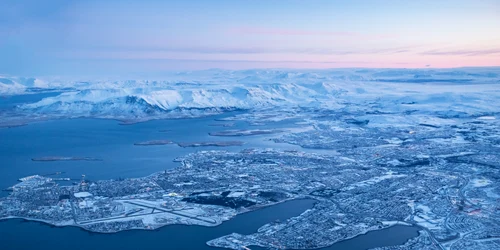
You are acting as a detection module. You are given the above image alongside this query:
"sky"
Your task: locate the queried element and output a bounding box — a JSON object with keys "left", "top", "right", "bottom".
{"left": 1, "top": 0, "right": 499, "bottom": 75}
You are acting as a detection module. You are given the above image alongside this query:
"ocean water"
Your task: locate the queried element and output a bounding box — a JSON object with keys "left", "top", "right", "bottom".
{"left": 0, "top": 92, "right": 62, "bottom": 111}
{"left": 319, "top": 225, "right": 419, "bottom": 250}
{"left": 0, "top": 113, "right": 305, "bottom": 191}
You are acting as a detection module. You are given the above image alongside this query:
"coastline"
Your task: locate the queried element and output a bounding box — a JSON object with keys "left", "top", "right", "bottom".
{"left": 0, "top": 197, "right": 315, "bottom": 234}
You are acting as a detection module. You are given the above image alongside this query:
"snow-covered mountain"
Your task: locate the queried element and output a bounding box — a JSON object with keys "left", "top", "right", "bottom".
{"left": 17, "top": 83, "right": 341, "bottom": 119}
{"left": 1, "top": 68, "right": 499, "bottom": 124}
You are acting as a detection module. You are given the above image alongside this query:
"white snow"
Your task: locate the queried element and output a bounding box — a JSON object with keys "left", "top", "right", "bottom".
{"left": 380, "top": 221, "right": 412, "bottom": 226}
{"left": 471, "top": 178, "right": 492, "bottom": 188}
{"left": 343, "top": 171, "right": 407, "bottom": 191}
{"left": 227, "top": 191, "right": 246, "bottom": 198}
{"left": 74, "top": 192, "right": 93, "bottom": 198}
{"left": 0, "top": 68, "right": 498, "bottom": 123}
{"left": 414, "top": 204, "right": 443, "bottom": 230}
{"left": 427, "top": 136, "right": 469, "bottom": 144}
{"left": 477, "top": 116, "right": 496, "bottom": 120}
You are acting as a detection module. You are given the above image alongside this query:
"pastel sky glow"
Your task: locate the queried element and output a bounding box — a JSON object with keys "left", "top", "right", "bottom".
{"left": 1, "top": 0, "right": 500, "bottom": 75}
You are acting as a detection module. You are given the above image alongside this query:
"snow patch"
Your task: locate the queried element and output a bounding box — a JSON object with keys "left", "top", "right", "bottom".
{"left": 471, "top": 178, "right": 492, "bottom": 188}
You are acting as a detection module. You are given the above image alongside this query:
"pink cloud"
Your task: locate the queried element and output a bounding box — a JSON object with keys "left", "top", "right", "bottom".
{"left": 420, "top": 48, "right": 500, "bottom": 56}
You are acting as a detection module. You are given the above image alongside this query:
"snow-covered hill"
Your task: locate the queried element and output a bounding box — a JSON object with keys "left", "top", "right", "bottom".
{"left": 1, "top": 68, "right": 499, "bottom": 124}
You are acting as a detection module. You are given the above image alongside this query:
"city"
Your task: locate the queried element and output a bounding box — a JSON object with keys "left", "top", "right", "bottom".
{"left": 1, "top": 108, "right": 499, "bottom": 249}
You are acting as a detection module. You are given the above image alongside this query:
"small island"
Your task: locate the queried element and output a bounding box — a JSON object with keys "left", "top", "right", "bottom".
{"left": 1, "top": 123, "right": 27, "bottom": 129}
{"left": 133, "top": 140, "right": 174, "bottom": 146}
{"left": 208, "top": 123, "right": 235, "bottom": 127}
{"left": 32, "top": 157, "right": 102, "bottom": 162}
{"left": 209, "top": 129, "right": 283, "bottom": 137}
{"left": 177, "top": 141, "right": 244, "bottom": 148}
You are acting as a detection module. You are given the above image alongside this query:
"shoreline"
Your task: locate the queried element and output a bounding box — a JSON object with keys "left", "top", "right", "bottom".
{"left": 0, "top": 197, "right": 315, "bottom": 235}
{"left": 0, "top": 109, "right": 246, "bottom": 130}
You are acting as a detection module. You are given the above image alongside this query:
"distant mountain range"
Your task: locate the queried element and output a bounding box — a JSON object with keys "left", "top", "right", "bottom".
{"left": 1, "top": 68, "right": 499, "bottom": 123}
